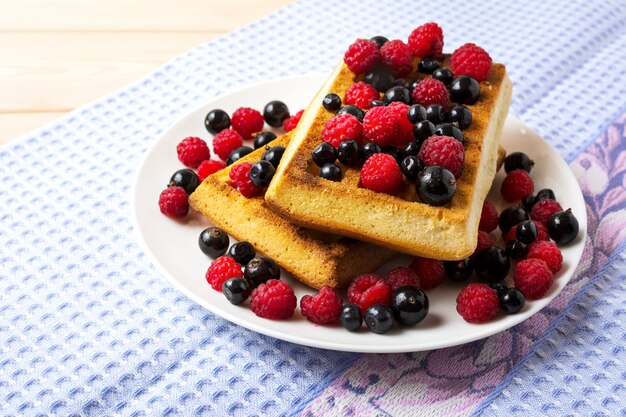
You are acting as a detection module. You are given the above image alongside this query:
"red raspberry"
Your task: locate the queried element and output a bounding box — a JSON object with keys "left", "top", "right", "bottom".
{"left": 347, "top": 274, "right": 391, "bottom": 314}
{"left": 527, "top": 241, "right": 563, "bottom": 274}
{"left": 514, "top": 258, "right": 553, "bottom": 300}
{"left": 362, "top": 106, "right": 400, "bottom": 147}
{"left": 501, "top": 169, "right": 534, "bottom": 202}
{"left": 479, "top": 200, "right": 499, "bottom": 232}
{"left": 197, "top": 159, "right": 226, "bottom": 181}
{"left": 387, "top": 102, "right": 414, "bottom": 146}
{"left": 409, "top": 257, "right": 445, "bottom": 290}
{"left": 359, "top": 153, "right": 403, "bottom": 194}
{"left": 229, "top": 162, "right": 263, "bottom": 198}
{"left": 456, "top": 283, "right": 499, "bottom": 323}
{"left": 300, "top": 286, "right": 343, "bottom": 324}
{"left": 412, "top": 78, "right": 449, "bottom": 108}
{"left": 231, "top": 107, "right": 264, "bottom": 140}
{"left": 322, "top": 114, "right": 363, "bottom": 148}
{"left": 205, "top": 256, "right": 243, "bottom": 291}
{"left": 530, "top": 199, "right": 563, "bottom": 225}
{"left": 158, "top": 186, "right": 189, "bottom": 218}
{"left": 384, "top": 267, "right": 420, "bottom": 292}
{"left": 344, "top": 39, "right": 380, "bottom": 74}
{"left": 345, "top": 82, "right": 380, "bottom": 109}
{"left": 250, "top": 279, "right": 297, "bottom": 319}
{"left": 450, "top": 43, "right": 493, "bottom": 82}
{"left": 418, "top": 135, "right": 465, "bottom": 178}
{"left": 176, "top": 136, "right": 211, "bottom": 168}
{"left": 473, "top": 230, "right": 495, "bottom": 256}
{"left": 283, "top": 109, "right": 304, "bottom": 132}
{"left": 380, "top": 39, "right": 412, "bottom": 77}
{"left": 408, "top": 22, "right": 444, "bottom": 57}
{"left": 213, "top": 129, "right": 243, "bottom": 161}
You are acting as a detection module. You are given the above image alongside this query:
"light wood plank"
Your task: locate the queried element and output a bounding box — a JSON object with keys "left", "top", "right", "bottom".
{"left": 0, "top": 112, "right": 66, "bottom": 144}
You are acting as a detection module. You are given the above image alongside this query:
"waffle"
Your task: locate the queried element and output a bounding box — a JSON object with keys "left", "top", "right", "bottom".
{"left": 265, "top": 56, "right": 512, "bottom": 260}
{"left": 188, "top": 132, "right": 397, "bottom": 289}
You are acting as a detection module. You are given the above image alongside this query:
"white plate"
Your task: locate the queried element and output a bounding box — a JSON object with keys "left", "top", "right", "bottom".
{"left": 131, "top": 73, "right": 586, "bottom": 353}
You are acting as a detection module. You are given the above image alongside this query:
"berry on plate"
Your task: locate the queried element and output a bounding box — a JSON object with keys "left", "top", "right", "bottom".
{"left": 347, "top": 274, "right": 391, "bottom": 314}
{"left": 205, "top": 256, "right": 243, "bottom": 291}
{"left": 198, "top": 227, "right": 230, "bottom": 258}
{"left": 300, "top": 286, "right": 343, "bottom": 324}
{"left": 244, "top": 256, "right": 281, "bottom": 288}
{"left": 176, "top": 136, "right": 211, "bottom": 168}
{"left": 205, "top": 109, "right": 230, "bottom": 135}
{"left": 474, "top": 246, "right": 510, "bottom": 283}
{"left": 384, "top": 266, "right": 419, "bottom": 292}
{"left": 250, "top": 279, "right": 297, "bottom": 319}
{"left": 340, "top": 304, "right": 363, "bottom": 331}
{"left": 474, "top": 230, "right": 495, "bottom": 256}
{"left": 514, "top": 258, "right": 553, "bottom": 299}
{"left": 479, "top": 200, "right": 499, "bottom": 232}
{"left": 501, "top": 169, "right": 534, "bottom": 202}
{"left": 229, "top": 162, "right": 263, "bottom": 198}
{"left": 456, "top": 283, "right": 499, "bottom": 323}
{"left": 213, "top": 129, "right": 244, "bottom": 161}
{"left": 197, "top": 159, "right": 226, "bottom": 181}
{"left": 364, "top": 304, "right": 394, "bottom": 334}
{"left": 169, "top": 168, "right": 199, "bottom": 195}
{"left": 530, "top": 198, "right": 563, "bottom": 225}
{"left": 158, "top": 186, "right": 189, "bottom": 219}
{"left": 222, "top": 277, "right": 251, "bottom": 305}
{"left": 263, "top": 100, "right": 290, "bottom": 128}
{"left": 547, "top": 209, "right": 579, "bottom": 244}
{"left": 527, "top": 240, "right": 563, "bottom": 273}
{"left": 391, "top": 286, "right": 429, "bottom": 326}
{"left": 231, "top": 107, "right": 264, "bottom": 139}
{"left": 409, "top": 257, "right": 445, "bottom": 289}
{"left": 504, "top": 152, "right": 534, "bottom": 173}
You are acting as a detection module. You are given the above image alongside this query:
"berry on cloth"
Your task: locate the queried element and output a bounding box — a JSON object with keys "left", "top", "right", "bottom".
{"left": 158, "top": 186, "right": 189, "bottom": 218}
{"left": 412, "top": 78, "right": 449, "bottom": 108}
{"left": 514, "top": 258, "right": 553, "bottom": 299}
{"left": 359, "top": 153, "right": 403, "bottom": 194}
{"left": 283, "top": 109, "right": 304, "bottom": 132}
{"left": 527, "top": 240, "right": 563, "bottom": 274}
{"left": 456, "top": 283, "right": 499, "bottom": 323}
{"left": 408, "top": 22, "right": 444, "bottom": 57}
{"left": 197, "top": 159, "right": 226, "bottom": 181}
{"left": 250, "top": 279, "right": 297, "bottom": 319}
{"left": 418, "top": 135, "right": 465, "bottom": 178}
{"left": 500, "top": 169, "right": 534, "bottom": 202}
{"left": 229, "top": 162, "right": 263, "bottom": 198}
{"left": 344, "top": 39, "right": 380, "bottom": 74}
{"left": 409, "top": 257, "right": 445, "bottom": 290}
{"left": 205, "top": 256, "right": 243, "bottom": 291}
{"left": 213, "top": 129, "right": 243, "bottom": 161}
{"left": 300, "top": 286, "right": 343, "bottom": 324}
{"left": 384, "top": 267, "right": 420, "bottom": 292}
{"left": 345, "top": 81, "right": 380, "bottom": 109}
{"left": 362, "top": 106, "right": 400, "bottom": 147}
{"left": 347, "top": 274, "right": 391, "bottom": 314}
{"left": 380, "top": 39, "right": 413, "bottom": 77}
{"left": 176, "top": 136, "right": 211, "bottom": 168}
{"left": 231, "top": 107, "right": 264, "bottom": 140}
{"left": 530, "top": 198, "right": 563, "bottom": 225}
{"left": 450, "top": 43, "right": 492, "bottom": 82}
{"left": 322, "top": 113, "right": 363, "bottom": 148}
{"left": 479, "top": 200, "right": 499, "bottom": 232}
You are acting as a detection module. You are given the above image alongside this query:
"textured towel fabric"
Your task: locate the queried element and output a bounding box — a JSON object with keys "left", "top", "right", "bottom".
{"left": 0, "top": 1, "right": 625, "bottom": 416}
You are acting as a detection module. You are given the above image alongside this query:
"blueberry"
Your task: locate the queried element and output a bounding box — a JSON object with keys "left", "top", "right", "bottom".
{"left": 536, "top": 188, "right": 556, "bottom": 202}
{"left": 391, "top": 286, "right": 429, "bottom": 326}
{"left": 261, "top": 146, "right": 286, "bottom": 168}
{"left": 432, "top": 67, "right": 454, "bottom": 85}
{"left": 364, "top": 65, "right": 395, "bottom": 92}
{"left": 323, "top": 93, "right": 342, "bottom": 111}
{"left": 227, "top": 241, "right": 256, "bottom": 265}
{"left": 336, "top": 105, "right": 365, "bottom": 122}
{"left": 516, "top": 220, "right": 538, "bottom": 244}
{"left": 320, "top": 163, "right": 343, "bottom": 181}
{"left": 340, "top": 304, "right": 363, "bottom": 331}
{"left": 506, "top": 238, "right": 528, "bottom": 260}
{"left": 198, "top": 227, "right": 229, "bottom": 258}
{"left": 474, "top": 246, "right": 510, "bottom": 282}
{"left": 337, "top": 140, "right": 361, "bottom": 166}
{"left": 360, "top": 142, "right": 382, "bottom": 161}
{"left": 426, "top": 104, "right": 446, "bottom": 125}
{"left": 418, "top": 57, "right": 439, "bottom": 74}
{"left": 407, "top": 104, "right": 427, "bottom": 123}
{"left": 448, "top": 105, "right": 472, "bottom": 130}
{"left": 547, "top": 209, "right": 579, "bottom": 244}
{"left": 382, "top": 146, "right": 404, "bottom": 165}
{"left": 413, "top": 120, "right": 436, "bottom": 142}
{"left": 370, "top": 35, "right": 389, "bottom": 49}
{"left": 227, "top": 146, "right": 254, "bottom": 165}
{"left": 222, "top": 277, "right": 251, "bottom": 305}
{"left": 205, "top": 109, "right": 230, "bottom": 134}
{"left": 498, "top": 206, "right": 530, "bottom": 233}
{"left": 499, "top": 288, "right": 525, "bottom": 314}
{"left": 504, "top": 152, "right": 534, "bottom": 173}
{"left": 244, "top": 256, "right": 280, "bottom": 288}
{"left": 249, "top": 160, "right": 275, "bottom": 187}
{"left": 169, "top": 168, "right": 199, "bottom": 194}
{"left": 435, "top": 123, "right": 464, "bottom": 143}
{"left": 394, "top": 79, "right": 410, "bottom": 89}
{"left": 416, "top": 165, "right": 457, "bottom": 206}
{"left": 450, "top": 75, "right": 481, "bottom": 105}
{"left": 253, "top": 131, "right": 277, "bottom": 149}
{"left": 522, "top": 194, "right": 536, "bottom": 211}
{"left": 383, "top": 86, "right": 412, "bottom": 105}
{"left": 364, "top": 305, "right": 394, "bottom": 334}
{"left": 489, "top": 282, "right": 509, "bottom": 296}
{"left": 312, "top": 142, "right": 337, "bottom": 167}
{"left": 370, "top": 100, "right": 385, "bottom": 107}
{"left": 401, "top": 155, "right": 424, "bottom": 181}
{"left": 409, "top": 79, "right": 421, "bottom": 93}
{"left": 444, "top": 258, "right": 473, "bottom": 281}
{"left": 402, "top": 141, "right": 421, "bottom": 157}
{"left": 263, "top": 100, "right": 290, "bottom": 128}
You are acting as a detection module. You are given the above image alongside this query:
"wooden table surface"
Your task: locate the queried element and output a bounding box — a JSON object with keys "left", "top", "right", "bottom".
{"left": 0, "top": 0, "right": 291, "bottom": 144}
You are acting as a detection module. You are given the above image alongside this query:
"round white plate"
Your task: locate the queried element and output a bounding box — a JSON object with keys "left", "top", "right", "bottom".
{"left": 132, "top": 73, "right": 586, "bottom": 353}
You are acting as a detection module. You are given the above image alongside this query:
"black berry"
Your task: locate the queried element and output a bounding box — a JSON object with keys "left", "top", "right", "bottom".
{"left": 547, "top": 209, "right": 579, "bottom": 244}
{"left": 516, "top": 220, "right": 538, "bottom": 244}
{"left": 222, "top": 277, "right": 251, "bottom": 305}
{"left": 416, "top": 165, "right": 457, "bottom": 206}
{"left": 536, "top": 188, "right": 556, "bottom": 202}
{"left": 199, "top": 227, "right": 230, "bottom": 258}
{"left": 402, "top": 141, "right": 421, "bottom": 157}
{"left": 336, "top": 105, "right": 364, "bottom": 122}
{"left": 205, "top": 109, "right": 230, "bottom": 134}
{"left": 340, "top": 304, "right": 363, "bottom": 331}
{"left": 504, "top": 152, "right": 535, "bottom": 173}
{"left": 227, "top": 146, "right": 254, "bottom": 165}
{"left": 360, "top": 142, "right": 381, "bottom": 161}
{"left": 418, "top": 57, "right": 439, "bottom": 74}
{"left": 401, "top": 155, "right": 424, "bottom": 181}
{"left": 489, "top": 282, "right": 509, "bottom": 296}
{"left": 474, "top": 246, "right": 510, "bottom": 283}
{"left": 227, "top": 241, "right": 256, "bottom": 265}
{"left": 413, "top": 120, "right": 436, "bottom": 143}
{"left": 364, "top": 65, "right": 395, "bottom": 92}
{"left": 323, "top": 93, "right": 342, "bottom": 111}
{"left": 383, "top": 86, "right": 411, "bottom": 105}
{"left": 263, "top": 100, "right": 290, "bottom": 128}
{"left": 253, "top": 131, "right": 277, "bottom": 149}
{"left": 337, "top": 140, "right": 361, "bottom": 166}
{"left": 364, "top": 305, "right": 394, "bottom": 334}
{"left": 444, "top": 258, "right": 473, "bottom": 281}
{"left": 244, "top": 256, "right": 280, "bottom": 288}
{"left": 249, "top": 160, "right": 275, "bottom": 187}
{"left": 394, "top": 78, "right": 410, "bottom": 89}
{"left": 382, "top": 146, "right": 404, "bottom": 165}
{"left": 506, "top": 238, "right": 528, "bottom": 260}
{"left": 407, "top": 105, "right": 427, "bottom": 123}
{"left": 169, "top": 168, "right": 199, "bottom": 195}
{"left": 426, "top": 104, "right": 445, "bottom": 125}
{"left": 499, "top": 288, "right": 525, "bottom": 314}
{"left": 370, "top": 35, "right": 389, "bottom": 49}
{"left": 312, "top": 142, "right": 338, "bottom": 167}
{"left": 432, "top": 67, "right": 454, "bottom": 85}
{"left": 450, "top": 75, "right": 480, "bottom": 105}
{"left": 320, "top": 163, "right": 343, "bottom": 181}
{"left": 370, "top": 99, "right": 385, "bottom": 107}
{"left": 261, "top": 146, "right": 286, "bottom": 168}
{"left": 391, "top": 286, "right": 429, "bottom": 326}
{"left": 499, "top": 206, "right": 530, "bottom": 233}
{"left": 522, "top": 194, "right": 536, "bottom": 211}
{"left": 435, "top": 123, "right": 464, "bottom": 143}
{"left": 448, "top": 105, "right": 472, "bottom": 130}
{"left": 409, "top": 79, "right": 421, "bottom": 93}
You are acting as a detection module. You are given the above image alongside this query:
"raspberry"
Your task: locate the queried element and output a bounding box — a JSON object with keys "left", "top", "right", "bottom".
{"left": 345, "top": 82, "right": 380, "bottom": 109}
{"left": 527, "top": 241, "right": 563, "bottom": 274}
{"left": 501, "top": 169, "right": 534, "bottom": 202}
{"left": 408, "top": 22, "right": 444, "bottom": 57}
{"left": 474, "top": 230, "right": 495, "bottom": 256}
{"left": 456, "top": 283, "right": 499, "bottom": 323}
{"left": 300, "top": 286, "right": 343, "bottom": 324}
{"left": 359, "top": 153, "right": 403, "bottom": 194}
{"left": 176, "top": 136, "right": 211, "bottom": 168}
{"left": 205, "top": 256, "right": 243, "bottom": 291}
{"left": 514, "top": 258, "right": 553, "bottom": 300}
{"left": 197, "top": 159, "right": 226, "bottom": 181}
{"left": 231, "top": 107, "right": 264, "bottom": 140}
{"left": 384, "top": 267, "right": 419, "bottom": 292}
{"left": 412, "top": 78, "right": 449, "bottom": 108}
{"left": 283, "top": 109, "right": 304, "bottom": 132}
{"left": 321, "top": 114, "right": 363, "bottom": 148}
{"left": 380, "top": 39, "right": 413, "bottom": 77}
{"left": 450, "top": 43, "right": 493, "bottom": 82}
{"left": 250, "top": 279, "right": 297, "bottom": 319}
{"left": 229, "top": 162, "right": 263, "bottom": 198}
{"left": 479, "top": 200, "right": 499, "bottom": 232}
{"left": 347, "top": 274, "right": 391, "bottom": 313}
{"left": 409, "top": 257, "right": 445, "bottom": 290}
{"left": 213, "top": 129, "right": 243, "bottom": 161}
{"left": 362, "top": 106, "right": 400, "bottom": 147}
{"left": 386, "top": 102, "right": 414, "bottom": 146}
{"left": 530, "top": 199, "right": 563, "bottom": 225}
{"left": 418, "top": 135, "right": 465, "bottom": 178}
{"left": 158, "top": 186, "right": 189, "bottom": 218}
{"left": 344, "top": 39, "right": 380, "bottom": 74}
